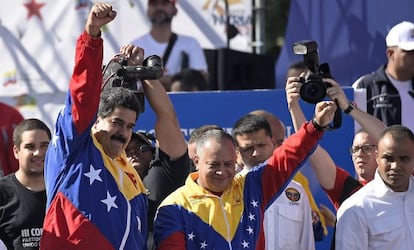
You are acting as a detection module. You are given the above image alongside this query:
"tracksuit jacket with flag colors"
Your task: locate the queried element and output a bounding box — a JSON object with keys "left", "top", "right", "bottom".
{"left": 40, "top": 32, "right": 148, "bottom": 250}
{"left": 154, "top": 121, "right": 323, "bottom": 249}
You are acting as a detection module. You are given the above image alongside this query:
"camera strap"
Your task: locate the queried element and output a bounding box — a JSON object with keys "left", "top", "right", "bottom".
{"left": 327, "top": 99, "right": 342, "bottom": 130}
{"left": 162, "top": 33, "right": 177, "bottom": 66}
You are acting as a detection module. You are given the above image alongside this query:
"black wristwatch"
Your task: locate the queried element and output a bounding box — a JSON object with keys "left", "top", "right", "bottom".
{"left": 312, "top": 118, "right": 328, "bottom": 131}
{"left": 343, "top": 102, "right": 357, "bottom": 114}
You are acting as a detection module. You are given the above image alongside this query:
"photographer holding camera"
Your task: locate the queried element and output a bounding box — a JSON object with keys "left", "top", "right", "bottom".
{"left": 287, "top": 41, "right": 387, "bottom": 250}
{"left": 40, "top": 3, "right": 185, "bottom": 249}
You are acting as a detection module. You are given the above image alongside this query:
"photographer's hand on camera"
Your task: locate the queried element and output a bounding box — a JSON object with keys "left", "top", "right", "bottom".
{"left": 85, "top": 3, "right": 116, "bottom": 37}
{"left": 313, "top": 101, "right": 337, "bottom": 130}
{"left": 120, "top": 44, "right": 145, "bottom": 66}
{"left": 285, "top": 76, "right": 304, "bottom": 110}
{"left": 324, "top": 78, "right": 351, "bottom": 111}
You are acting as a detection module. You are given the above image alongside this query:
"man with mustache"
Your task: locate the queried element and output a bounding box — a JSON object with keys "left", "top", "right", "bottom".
{"left": 131, "top": 0, "right": 208, "bottom": 91}
{"left": 40, "top": 3, "right": 184, "bottom": 249}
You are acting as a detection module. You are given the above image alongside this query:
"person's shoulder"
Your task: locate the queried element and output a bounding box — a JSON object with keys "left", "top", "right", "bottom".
{"left": 0, "top": 175, "right": 16, "bottom": 196}
{"left": 353, "top": 65, "right": 387, "bottom": 88}
{"left": 0, "top": 174, "right": 14, "bottom": 185}
{"left": 176, "top": 34, "right": 202, "bottom": 45}
{"left": 286, "top": 179, "right": 305, "bottom": 191}
{"left": 159, "top": 184, "right": 189, "bottom": 207}
{"left": 130, "top": 33, "right": 152, "bottom": 45}
{"left": 340, "top": 180, "right": 375, "bottom": 210}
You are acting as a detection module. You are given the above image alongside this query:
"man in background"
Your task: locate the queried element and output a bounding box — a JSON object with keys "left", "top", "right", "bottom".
{"left": 0, "top": 118, "right": 51, "bottom": 249}
{"left": 336, "top": 125, "right": 414, "bottom": 249}
{"left": 353, "top": 21, "right": 414, "bottom": 131}
{"left": 125, "top": 129, "right": 189, "bottom": 249}
{"left": 131, "top": 0, "right": 208, "bottom": 91}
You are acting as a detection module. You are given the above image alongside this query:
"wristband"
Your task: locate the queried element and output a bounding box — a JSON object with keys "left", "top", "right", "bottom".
{"left": 312, "top": 118, "right": 328, "bottom": 131}
{"left": 343, "top": 102, "right": 357, "bottom": 114}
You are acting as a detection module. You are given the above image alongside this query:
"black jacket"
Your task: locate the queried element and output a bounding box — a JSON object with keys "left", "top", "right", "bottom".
{"left": 354, "top": 64, "right": 414, "bottom": 126}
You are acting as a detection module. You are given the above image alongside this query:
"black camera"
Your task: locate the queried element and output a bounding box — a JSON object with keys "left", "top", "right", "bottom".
{"left": 292, "top": 40, "right": 342, "bottom": 130}
{"left": 292, "top": 40, "right": 332, "bottom": 104}
{"left": 102, "top": 54, "right": 164, "bottom": 113}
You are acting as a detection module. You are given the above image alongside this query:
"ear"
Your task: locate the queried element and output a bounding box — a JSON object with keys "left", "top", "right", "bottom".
{"left": 386, "top": 48, "right": 394, "bottom": 60}
{"left": 13, "top": 145, "right": 19, "bottom": 160}
{"left": 193, "top": 154, "right": 200, "bottom": 166}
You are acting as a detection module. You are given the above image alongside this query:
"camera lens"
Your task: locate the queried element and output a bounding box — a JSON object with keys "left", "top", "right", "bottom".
{"left": 300, "top": 80, "right": 327, "bottom": 104}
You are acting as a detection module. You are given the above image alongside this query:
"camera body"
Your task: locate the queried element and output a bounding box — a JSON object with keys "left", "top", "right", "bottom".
{"left": 292, "top": 40, "right": 332, "bottom": 104}
{"left": 102, "top": 54, "right": 164, "bottom": 113}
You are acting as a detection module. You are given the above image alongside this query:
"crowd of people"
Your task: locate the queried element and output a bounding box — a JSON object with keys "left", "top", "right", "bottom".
{"left": 1, "top": 1, "right": 414, "bottom": 250}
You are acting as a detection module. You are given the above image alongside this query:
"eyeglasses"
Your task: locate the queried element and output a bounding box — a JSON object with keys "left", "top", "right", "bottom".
{"left": 125, "top": 145, "right": 153, "bottom": 156}
{"left": 349, "top": 144, "right": 376, "bottom": 155}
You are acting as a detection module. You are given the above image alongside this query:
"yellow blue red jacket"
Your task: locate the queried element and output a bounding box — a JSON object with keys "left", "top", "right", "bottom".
{"left": 154, "top": 121, "right": 323, "bottom": 249}
{"left": 40, "top": 32, "right": 148, "bottom": 249}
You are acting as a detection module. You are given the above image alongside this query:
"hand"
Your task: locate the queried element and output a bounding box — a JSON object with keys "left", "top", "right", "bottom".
{"left": 85, "top": 3, "right": 117, "bottom": 37}
{"left": 324, "top": 78, "right": 350, "bottom": 110}
{"left": 319, "top": 203, "right": 336, "bottom": 227}
{"left": 314, "top": 100, "right": 337, "bottom": 127}
{"left": 120, "top": 44, "right": 145, "bottom": 66}
{"left": 285, "top": 76, "right": 303, "bottom": 109}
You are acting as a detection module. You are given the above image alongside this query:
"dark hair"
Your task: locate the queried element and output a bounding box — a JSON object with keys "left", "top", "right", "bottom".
{"left": 379, "top": 125, "right": 414, "bottom": 143}
{"left": 288, "top": 60, "right": 307, "bottom": 71}
{"left": 171, "top": 69, "right": 208, "bottom": 91}
{"left": 232, "top": 114, "right": 272, "bottom": 145}
{"left": 286, "top": 60, "right": 309, "bottom": 79}
{"left": 13, "top": 118, "right": 51, "bottom": 147}
{"left": 98, "top": 87, "right": 142, "bottom": 119}
{"left": 188, "top": 125, "right": 223, "bottom": 144}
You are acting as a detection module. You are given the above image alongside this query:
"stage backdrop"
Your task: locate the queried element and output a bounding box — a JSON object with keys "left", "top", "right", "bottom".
{"left": 135, "top": 87, "right": 355, "bottom": 250}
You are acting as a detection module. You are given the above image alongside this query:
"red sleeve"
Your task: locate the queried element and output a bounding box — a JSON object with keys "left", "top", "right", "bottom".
{"left": 156, "top": 231, "right": 186, "bottom": 250}
{"left": 69, "top": 31, "right": 103, "bottom": 134}
{"left": 0, "top": 103, "right": 24, "bottom": 175}
{"left": 262, "top": 121, "right": 323, "bottom": 205}
{"left": 323, "top": 166, "right": 362, "bottom": 210}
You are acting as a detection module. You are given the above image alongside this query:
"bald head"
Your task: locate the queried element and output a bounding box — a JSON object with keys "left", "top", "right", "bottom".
{"left": 249, "top": 110, "right": 285, "bottom": 148}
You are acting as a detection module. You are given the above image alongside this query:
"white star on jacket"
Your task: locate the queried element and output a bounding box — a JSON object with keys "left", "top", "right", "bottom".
{"left": 84, "top": 164, "right": 103, "bottom": 185}
{"left": 188, "top": 232, "right": 195, "bottom": 240}
{"left": 250, "top": 199, "right": 258, "bottom": 208}
{"left": 101, "top": 191, "right": 118, "bottom": 212}
{"left": 200, "top": 241, "right": 208, "bottom": 249}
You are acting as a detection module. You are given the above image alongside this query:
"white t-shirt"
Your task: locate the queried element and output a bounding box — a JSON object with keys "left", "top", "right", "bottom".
{"left": 131, "top": 33, "right": 207, "bottom": 75}
{"left": 0, "top": 239, "right": 6, "bottom": 250}
{"left": 387, "top": 74, "right": 414, "bottom": 132}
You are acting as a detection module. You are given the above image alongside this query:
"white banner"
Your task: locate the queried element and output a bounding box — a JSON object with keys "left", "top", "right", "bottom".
{"left": 0, "top": 0, "right": 252, "bottom": 128}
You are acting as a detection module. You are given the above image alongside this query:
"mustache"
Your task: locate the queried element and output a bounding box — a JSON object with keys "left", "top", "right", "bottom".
{"left": 111, "top": 135, "right": 127, "bottom": 144}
